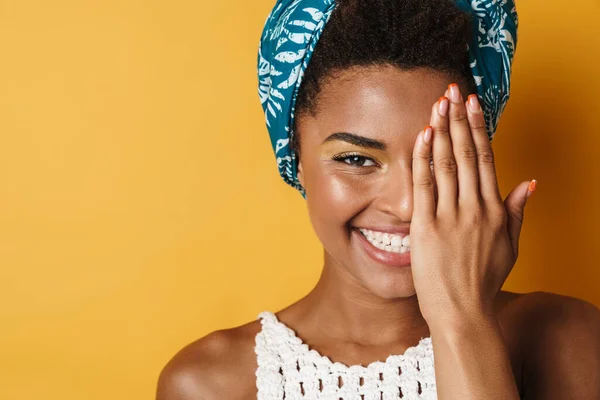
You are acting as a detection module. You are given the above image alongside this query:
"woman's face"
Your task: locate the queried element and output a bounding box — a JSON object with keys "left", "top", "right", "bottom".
{"left": 296, "top": 65, "right": 468, "bottom": 299}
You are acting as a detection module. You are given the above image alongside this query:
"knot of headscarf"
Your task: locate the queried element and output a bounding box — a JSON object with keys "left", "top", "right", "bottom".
{"left": 258, "top": 0, "right": 518, "bottom": 197}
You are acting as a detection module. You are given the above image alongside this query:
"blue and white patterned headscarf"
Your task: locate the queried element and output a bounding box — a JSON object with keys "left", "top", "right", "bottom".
{"left": 258, "top": 0, "right": 518, "bottom": 197}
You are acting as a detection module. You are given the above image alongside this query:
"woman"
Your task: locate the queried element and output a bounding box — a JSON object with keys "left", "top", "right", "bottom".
{"left": 157, "top": 0, "right": 600, "bottom": 398}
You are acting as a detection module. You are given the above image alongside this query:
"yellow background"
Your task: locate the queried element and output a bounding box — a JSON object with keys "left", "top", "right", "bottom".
{"left": 1, "top": 1, "right": 598, "bottom": 399}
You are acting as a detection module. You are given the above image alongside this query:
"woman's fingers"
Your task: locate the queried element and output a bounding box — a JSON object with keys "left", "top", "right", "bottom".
{"left": 430, "top": 96, "right": 458, "bottom": 216}
{"left": 412, "top": 127, "right": 436, "bottom": 222}
{"left": 447, "top": 84, "right": 480, "bottom": 205}
{"left": 419, "top": 85, "right": 503, "bottom": 222}
{"left": 465, "top": 94, "right": 503, "bottom": 205}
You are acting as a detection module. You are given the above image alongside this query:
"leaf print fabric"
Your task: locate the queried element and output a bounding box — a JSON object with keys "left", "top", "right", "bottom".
{"left": 455, "top": 0, "right": 518, "bottom": 140}
{"left": 258, "top": 0, "right": 518, "bottom": 196}
{"left": 257, "top": 0, "right": 335, "bottom": 197}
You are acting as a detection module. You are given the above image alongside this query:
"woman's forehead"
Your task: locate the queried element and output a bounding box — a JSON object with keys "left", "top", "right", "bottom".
{"left": 302, "top": 66, "right": 453, "bottom": 144}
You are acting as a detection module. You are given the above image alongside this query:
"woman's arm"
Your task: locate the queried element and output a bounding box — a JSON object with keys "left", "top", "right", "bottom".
{"left": 410, "top": 86, "right": 529, "bottom": 399}
{"left": 521, "top": 293, "right": 600, "bottom": 399}
{"left": 429, "top": 314, "right": 520, "bottom": 399}
{"left": 429, "top": 293, "right": 600, "bottom": 400}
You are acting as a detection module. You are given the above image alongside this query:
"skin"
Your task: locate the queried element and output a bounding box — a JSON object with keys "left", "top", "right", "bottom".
{"left": 156, "top": 66, "right": 600, "bottom": 399}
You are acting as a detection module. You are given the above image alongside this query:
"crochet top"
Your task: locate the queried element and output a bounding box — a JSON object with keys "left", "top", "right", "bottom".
{"left": 254, "top": 311, "right": 438, "bottom": 400}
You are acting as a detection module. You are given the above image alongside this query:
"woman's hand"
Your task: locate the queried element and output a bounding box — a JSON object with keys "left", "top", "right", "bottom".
{"left": 410, "top": 83, "right": 536, "bottom": 329}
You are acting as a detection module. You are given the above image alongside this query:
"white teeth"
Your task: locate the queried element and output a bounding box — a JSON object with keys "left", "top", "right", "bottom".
{"left": 358, "top": 228, "right": 411, "bottom": 254}
{"left": 402, "top": 236, "right": 410, "bottom": 247}
{"left": 382, "top": 234, "right": 391, "bottom": 246}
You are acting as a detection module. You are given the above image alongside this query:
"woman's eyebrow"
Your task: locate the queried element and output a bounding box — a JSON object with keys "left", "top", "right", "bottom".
{"left": 322, "top": 132, "right": 387, "bottom": 150}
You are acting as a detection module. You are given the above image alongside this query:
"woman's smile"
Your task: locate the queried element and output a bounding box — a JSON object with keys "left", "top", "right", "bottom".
{"left": 353, "top": 227, "right": 412, "bottom": 267}
{"left": 359, "top": 227, "right": 411, "bottom": 253}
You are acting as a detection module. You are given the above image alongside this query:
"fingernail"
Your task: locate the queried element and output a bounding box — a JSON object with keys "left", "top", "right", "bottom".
{"left": 448, "top": 83, "right": 461, "bottom": 103}
{"left": 526, "top": 179, "right": 537, "bottom": 198}
{"left": 423, "top": 126, "right": 433, "bottom": 144}
{"left": 467, "top": 94, "right": 481, "bottom": 112}
{"left": 438, "top": 96, "right": 449, "bottom": 117}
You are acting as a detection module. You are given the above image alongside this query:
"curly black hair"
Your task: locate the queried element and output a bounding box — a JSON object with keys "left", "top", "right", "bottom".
{"left": 293, "top": 0, "right": 477, "bottom": 156}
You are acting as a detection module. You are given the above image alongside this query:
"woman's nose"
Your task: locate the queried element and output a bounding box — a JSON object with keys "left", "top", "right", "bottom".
{"left": 373, "top": 165, "right": 414, "bottom": 220}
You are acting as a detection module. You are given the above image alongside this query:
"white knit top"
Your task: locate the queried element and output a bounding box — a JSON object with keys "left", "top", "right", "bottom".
{"left": 254, "top": 311, "right": 437, "bottom": 400}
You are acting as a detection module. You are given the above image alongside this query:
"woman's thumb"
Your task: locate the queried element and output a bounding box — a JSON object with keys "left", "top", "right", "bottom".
{"left": 503, "top": 179, "right": 537, "bottom": 257}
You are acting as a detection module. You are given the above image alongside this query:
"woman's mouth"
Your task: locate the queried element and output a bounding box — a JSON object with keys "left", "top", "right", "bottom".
{"left": 353, "top": 227, "right": 412, "bottom": 267}
{"left": 358, "top": 228, "right": 411, "bottom": 254}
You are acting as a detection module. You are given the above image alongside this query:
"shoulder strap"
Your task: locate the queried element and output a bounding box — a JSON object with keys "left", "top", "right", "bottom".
{"left": 254, "top": 311, "right": 286, "bottom": 399}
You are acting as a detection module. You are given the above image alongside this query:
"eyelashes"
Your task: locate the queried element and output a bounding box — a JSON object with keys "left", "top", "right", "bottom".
{"left": 331, "top": 152, "right": 378, "bottom": 167}
{"left": 331, "top": 153, "right": 434, "bottom": 169}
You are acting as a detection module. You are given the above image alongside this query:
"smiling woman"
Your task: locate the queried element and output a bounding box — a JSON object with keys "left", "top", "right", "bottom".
{"left": 156, "top": 0, "right": 600, "bottom": 399}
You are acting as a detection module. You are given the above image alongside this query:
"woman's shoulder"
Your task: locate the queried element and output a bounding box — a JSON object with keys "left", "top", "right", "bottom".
{"left": 156, "top": 318, "right": 263, "bottom": 400}
{"left": 497, "top": 289, "right": 600, "bottom": 349}
{"left": 498, "top": 290, "right": 600, "bottom": 398}
{"left": 498, "top": 289, "right": 600, "bottom": 332}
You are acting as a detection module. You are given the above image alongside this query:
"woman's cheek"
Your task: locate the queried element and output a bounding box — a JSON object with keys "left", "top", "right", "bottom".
{"left": 307, "top": 170, "right": 375, "bottom": 228}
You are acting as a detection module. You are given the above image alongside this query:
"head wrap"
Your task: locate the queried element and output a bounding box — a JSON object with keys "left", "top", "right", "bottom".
{"left": 258, "top": 0, "right": 518, "bottom": 197}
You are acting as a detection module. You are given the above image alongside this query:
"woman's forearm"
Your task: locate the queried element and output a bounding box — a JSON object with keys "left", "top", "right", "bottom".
{"left": 429, "top": 313, "right": 520, "bottom": 400}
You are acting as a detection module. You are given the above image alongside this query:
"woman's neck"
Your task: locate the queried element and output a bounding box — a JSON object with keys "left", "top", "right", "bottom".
{"left": 289, "top": 258, "right": 430, "bottom": 347}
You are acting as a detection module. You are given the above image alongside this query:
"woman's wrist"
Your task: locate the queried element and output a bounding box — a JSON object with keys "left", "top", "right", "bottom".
{"left": 425, "top": 307, "right": 499, "bottom": 337}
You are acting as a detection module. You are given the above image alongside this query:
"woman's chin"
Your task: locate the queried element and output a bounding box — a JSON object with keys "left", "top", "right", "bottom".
{"left": 367, "top": 278, "right": 417, "bottom": 300}
{"left": 349, "top": 241, "right": 417, "bottom": 299}
{"left": 350, "top": 265, "right": 417, "bottom": 299}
